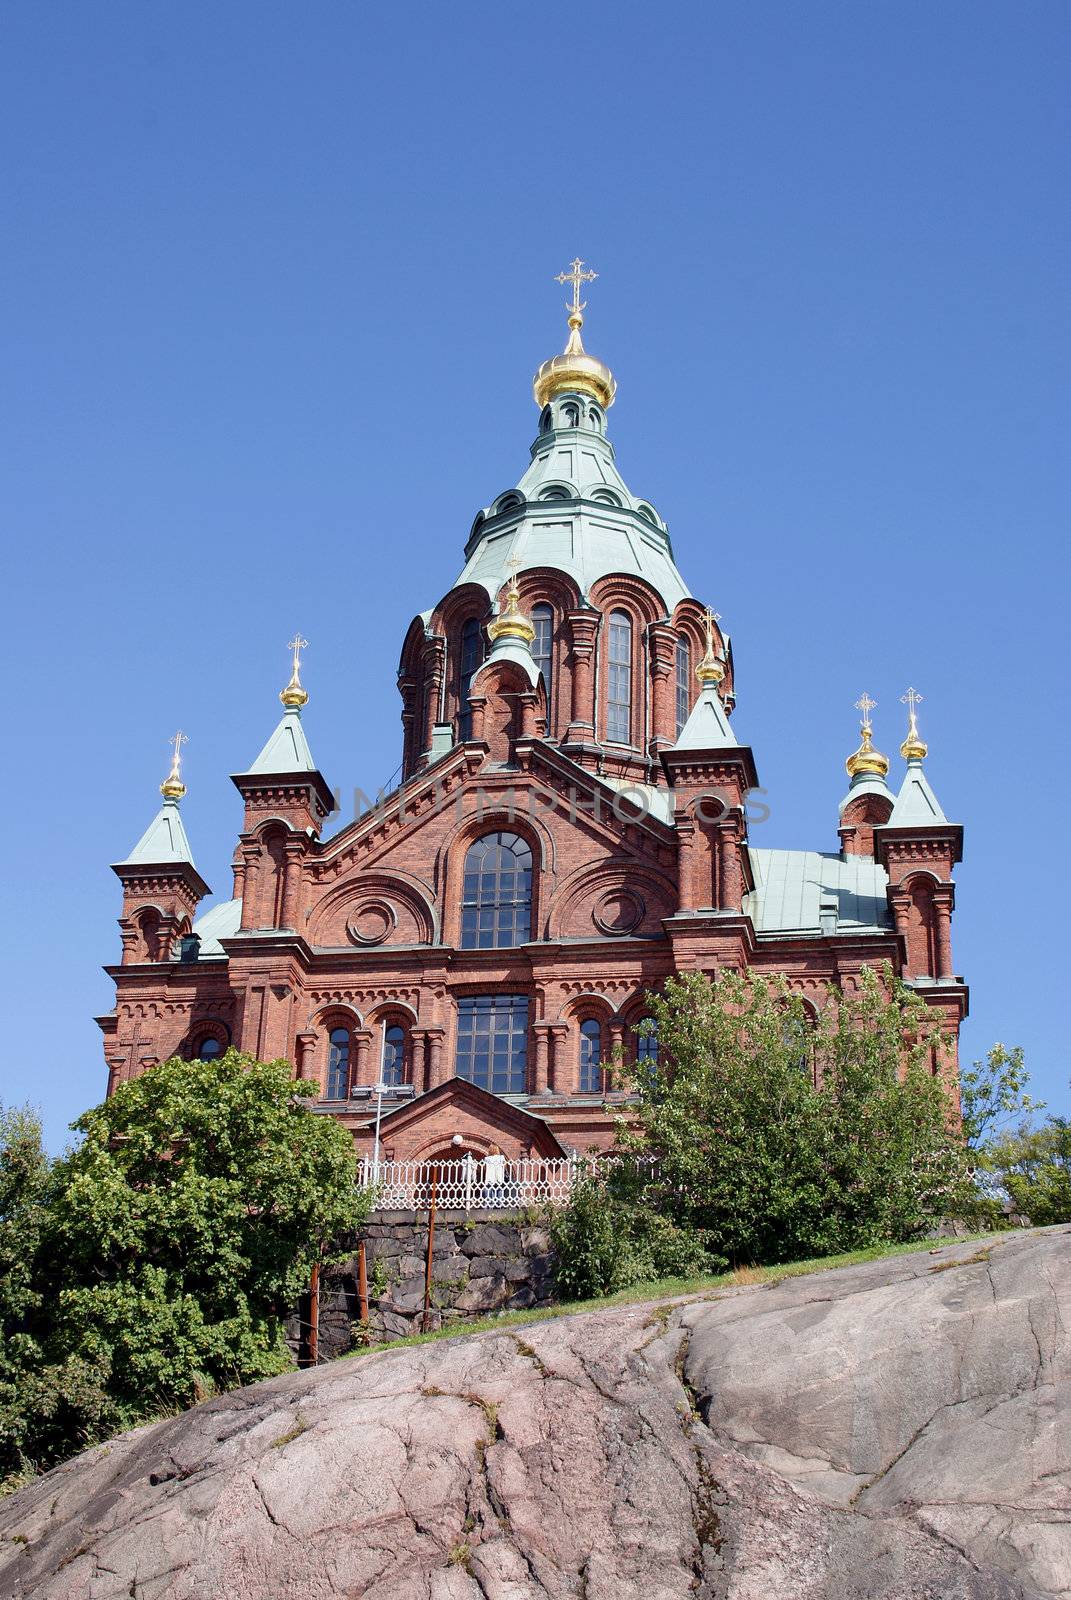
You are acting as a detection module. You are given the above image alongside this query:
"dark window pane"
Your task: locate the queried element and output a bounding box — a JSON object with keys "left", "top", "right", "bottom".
{"left": 579, "top": 1018, "right": 603, "bottom": 1094}
{"left": 382, "top": 1024, "right": 406, "bottom": 1086}
{"left": 456, "top": 995, "right": 529, "bottom": 1094}
{"left": 607, "top": 611, "right": 632, "bottom": 744}
{"left": 459, "top": 831, "right": 534, "bottom": 949}
{"left": 675, "top": 638, "right": 690, "bottom": 735}
{"left": 327, "top": 1027, "right": 351, "bottom": 1099}
{"left": 532, "top": 604, "right": 553, "bottom": 710}
{"left": 459, "top": 618, "right": 484, "bottom": 740}
{"left": 197, "top": 1036, "right": 222, "bottom": 1060}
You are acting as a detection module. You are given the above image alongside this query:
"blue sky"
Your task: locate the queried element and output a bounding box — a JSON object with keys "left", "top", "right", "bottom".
{"left": 2, "top": 2, "right": 1067, "bottom": 1150}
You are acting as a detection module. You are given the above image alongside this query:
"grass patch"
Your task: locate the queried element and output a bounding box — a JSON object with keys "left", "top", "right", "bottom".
{"left": 342, "top": 1232, "right": 995, "bottom": 1361}
{"left": 270, "top": 1415, "right": 308, "bottom": 1449}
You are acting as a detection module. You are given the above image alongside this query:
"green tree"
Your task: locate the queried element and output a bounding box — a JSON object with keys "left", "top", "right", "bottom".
{"left": 2, "top": 1052, "right": 369, "bottom": 1480}
{"left": 983, "top": 1113, "right": 1071, "bottom": 1227}
{"left": 0, "top": 1104, "right": 53, "bottom": 1487}
{"left": 615, "top": 966, "right": 970, "bottom": 1264}
{"left": 958, "top": 1043, "right": 1039, "bottom": 1151}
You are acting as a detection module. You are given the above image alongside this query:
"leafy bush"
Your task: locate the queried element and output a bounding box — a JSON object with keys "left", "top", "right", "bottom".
{"left": 615, "top": 966, "right": 976, "bottom": 1264}
{"left": 0, "top": 1052, "right": 369, "bottom": 1482}
{"left": 550, "top": 1174, "right": 721, "bottom": 1300}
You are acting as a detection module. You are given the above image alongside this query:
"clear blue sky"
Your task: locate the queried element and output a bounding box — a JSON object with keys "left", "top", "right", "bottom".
{"left": 2, "top": 2, "right": 1067, "bottom": 1150}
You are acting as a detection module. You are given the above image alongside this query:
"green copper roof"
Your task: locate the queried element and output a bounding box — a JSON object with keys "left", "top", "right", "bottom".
{"left": 455, "top": 394, "right": 690, "bottom": 614}
{"left": 247, "top": 706, "right": 318, "bottom": 775}
{"left": 746, "top": 848, "right": 892, "bottom": 935}
{"left": 672, "top": 684, "right": 738, "bottom": 750}
{"left": 888, "top": 758, "right": 949, "bottom": 826}
{"left": 838, "top": 771, "right": 895, "bottom": 816}
{"left": 119, "top": 797, "right": 197, "bottom": 868}
{"left": 192, "top": 896, "right": 242, "bottom": 954}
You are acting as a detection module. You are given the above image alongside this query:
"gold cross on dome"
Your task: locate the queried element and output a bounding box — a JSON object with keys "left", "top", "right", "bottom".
{"left": 704, "top": 608, "right": 722, "bottom": 648}
{"left": 287, "top": 634, "right": 308, "bottom": 676}
{"left": 168, "top": 729, "right": 187, "bottom": 772}
{"left": 855, "top": 692, "right": 877, "bottom": 731}
{"left": 901, "top": 686, "right": 923, "bottom": 717}
{"left": 555, "top": 257, "right": 598, "bottom": 319}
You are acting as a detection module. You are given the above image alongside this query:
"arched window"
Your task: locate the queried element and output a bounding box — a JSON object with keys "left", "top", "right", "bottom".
{"left": 458, "top": 617, "right": 483, "bottom": 740}
{"left": 382, "top": 1023, "right": 406, "bottom": 1087}
{"left": 532, "top": 604, "right": 553, "bottom": 707}
{"left": 461, "top": 831, "right": 533, "bottom": 948}
{"left": 675, "top": 637, "right": 691, "bottom": 736}
{"left": 578, "top": 1018, "right": 603, "bottom": 1094}
{"left": 326, "top": 1027, "right": 351, "bottom": 1100}
{"left": 636, "top": 1017, "right": 659, "bottom": 1068}
{"left": 607, "top": 610, "right": 633, "bottom": 744}
{"left": 196, "top": 1036, "right": 222, "bottom": 1061}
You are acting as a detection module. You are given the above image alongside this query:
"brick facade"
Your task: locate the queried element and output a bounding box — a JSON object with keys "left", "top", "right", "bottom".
{"left": 100, "top": 353, "right": 968, "bottom": 1158}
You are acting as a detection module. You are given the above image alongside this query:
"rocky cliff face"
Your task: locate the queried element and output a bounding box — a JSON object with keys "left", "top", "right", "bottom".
{"left": 1, "top": 1228, "right": 1068, "bottom": 1599}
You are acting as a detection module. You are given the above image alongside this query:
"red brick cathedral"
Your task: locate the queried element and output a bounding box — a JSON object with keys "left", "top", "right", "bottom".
{"left": 101, "top": 265, "right": 967, "bottom": 1163}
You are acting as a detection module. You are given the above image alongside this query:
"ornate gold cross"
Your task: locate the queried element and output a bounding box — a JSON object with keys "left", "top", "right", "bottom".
{"left": 855, "top": 692, "right": 877, "bottom": 731}
{"left": 703, "top": 608, "right": 722, "bottom": 651}
{"left": 287, "top": 633, "right": 308, "bottom": 676}
{"left": 901, "top": 686, "right": 923, "bottom": 717}
{"left": 168, "top": 729, "right": 187, "bottom": 775}
{"left": 555, "top": 257, "right": 598, "bottom": 319}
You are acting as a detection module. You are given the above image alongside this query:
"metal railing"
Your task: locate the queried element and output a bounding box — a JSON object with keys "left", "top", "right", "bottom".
{"left": 358, "top": 1153, "right": 635, "bottom": 1213}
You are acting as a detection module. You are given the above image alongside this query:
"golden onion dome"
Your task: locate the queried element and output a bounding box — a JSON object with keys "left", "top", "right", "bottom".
{"left": 160, "top": 730, "right": 188, "bottom": 800}
{"left": 899, "top": 687, "right": 928, "bottom": 761}
{"left": 845, "top": 694, "right": 890, "bottom": 779}
{"left": 280, "top": 633, "right": 310, "bottom": 709}
{"left": 533, "top": 257, "right": 616, "bottom": 411}
{"left": 695, "top": 607, "right": 726, "bottom": 686}
{"left": 488, "top": 578, "right": 536, "bottom": 646}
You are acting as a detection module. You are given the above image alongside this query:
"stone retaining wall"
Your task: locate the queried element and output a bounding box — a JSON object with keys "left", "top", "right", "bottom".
{"left": 289, "top": 1211, "right": 556, "bottom": 1360}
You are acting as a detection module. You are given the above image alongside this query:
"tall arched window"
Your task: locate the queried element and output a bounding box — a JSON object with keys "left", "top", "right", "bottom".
{"left": 532, "top": 604, "right": 553, "bottom": 708}
{"left": 458, "top": 618, "right": 483, "bottom": 740}
{"left": 675, "top": 637, "right": 691, "bottom": 735}
{"left": 636, "top": 1017, "right": 659, "bottom": 1068}
{"left": 382, "top": 1023, "right": 406, "bottom": 1087}
{"left": 578, "top": 1018, "right": 603, "bottom": 1094}
{"left": 326, "top": 1027, "right": 351, "bottom": 1100}
{"left": 607, "top": 610, "right": 632, "bottom": 744}
{"left": 461, "top": 831, "right": 533, "bottom": 948}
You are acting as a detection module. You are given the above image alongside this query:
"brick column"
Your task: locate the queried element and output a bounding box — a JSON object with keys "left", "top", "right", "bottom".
{"left": 295, "top": 1030, "right": 319, "bottom": 1089}
{"left": 533, "top": 1025, "right": 551, "bottom": 1094}
{"left": 718, "top": 824, "right": 743, "bottom": 913}
{"left": 648, "top": 623, "right": 678, "bottom": 751}
{"left": 934, "top": 889, "right": 954, "bottom": 980}
{"left": 427, "top": 1029, "right": 446, "bottom": 1089}
{"left": 608, "top": 1023, "right": 625, "bottom": 1088}
{"left": 239, "top": 850, "right": 261, "bottom": 930}
{"left": 280, "top": 840, "right": 304, "bottom": 930}
{"left": 565, "top": 610, "right": 599, "bottom": 742}
{"left": 676, "top": 815, "right": 697, "bottom": 910}
{"left": 420, "top": 637, "right": 445, "bottom": 755}
{"left": 354, "top": 1030, "right": 373, "bottom": 1090}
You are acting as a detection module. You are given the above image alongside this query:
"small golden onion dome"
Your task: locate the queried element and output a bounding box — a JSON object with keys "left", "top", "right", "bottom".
{"left": 533, "top": 317, "right": 617, "bottom": 411}
{"left": 695, "top": 608, "right": 725, "bottom": 685}
{"left": 280, "top": 634, "right": 309, "bottom": 709}
{"left": 488, "top": 580, "right": 536, "bottom": 646}
{"left": 899, "top": 687, "right": 928, "bottom": 761}
{"left": 846, "top": 725, "right": 890, "bottom": 780}
{"left": 900, "top": 720, "right": 928, "bottom": 762}
{"left": 161, "top": 731, "right": 187, "bottom": 800}
{"left": 695, "top": 645, "right": 725, "bottom": 686}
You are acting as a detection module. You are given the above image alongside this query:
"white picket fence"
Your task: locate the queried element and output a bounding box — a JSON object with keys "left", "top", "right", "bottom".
{"left": 358, "top": 1153, "right": 640, "bottom": 1213}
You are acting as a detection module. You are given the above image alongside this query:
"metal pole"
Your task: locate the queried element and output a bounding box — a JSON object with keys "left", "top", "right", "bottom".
{"left": 308, "top": 1261, "right": 320, "bottom": 1367}
{"left": 372, "top": 1082, "right": 386, "bottom": 1169}
{"left": 357, "top": 1239, "right": 369, "bottom": 1326}
{"left": 423, "top": 1172, "right": 438, "bottom": 1333}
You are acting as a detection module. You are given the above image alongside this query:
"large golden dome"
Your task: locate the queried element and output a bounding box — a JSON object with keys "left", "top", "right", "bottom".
{"left": 533, "top": 258, "right": 616, "bottom": 411}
